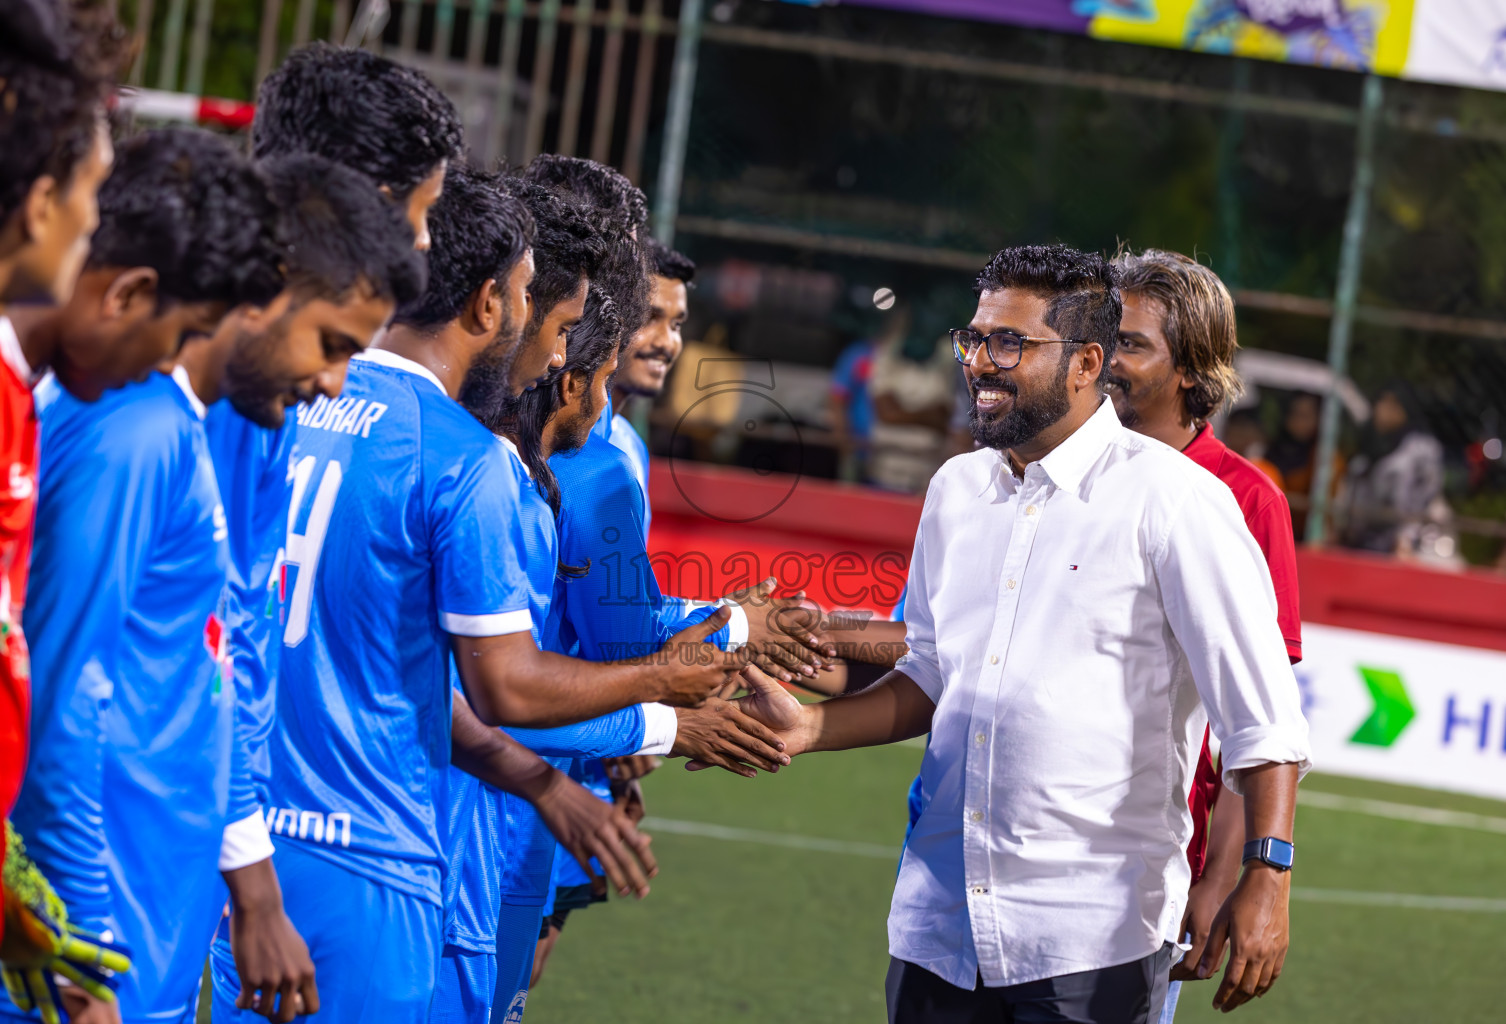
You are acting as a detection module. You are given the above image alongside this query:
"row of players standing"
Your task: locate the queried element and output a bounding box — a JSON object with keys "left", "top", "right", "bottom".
{"left": 0, "top": 9, "right": 808, "bottom": 1023}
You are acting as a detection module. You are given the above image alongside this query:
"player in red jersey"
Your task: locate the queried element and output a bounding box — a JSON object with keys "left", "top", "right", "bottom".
{"left": 1108, "top": 248, "right": 1303, "bottom": 1021}
{"left": 0, "top": 0, "right": 121, "bottom": 942}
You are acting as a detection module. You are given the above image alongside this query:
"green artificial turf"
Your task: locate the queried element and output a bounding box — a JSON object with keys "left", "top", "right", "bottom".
{"left": 526, "top": 744, "right": 1506, "bottom": 1024}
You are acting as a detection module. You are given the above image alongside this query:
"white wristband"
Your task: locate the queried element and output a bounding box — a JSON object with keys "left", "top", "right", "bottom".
{"left": 719, "top": 601, "right": 750, "bottom": 651}
{"left": 637, "top": 703, "right": 679, "bottom": 756}
{"left": 219, "top": 811, "right": 276, "bottom": 871}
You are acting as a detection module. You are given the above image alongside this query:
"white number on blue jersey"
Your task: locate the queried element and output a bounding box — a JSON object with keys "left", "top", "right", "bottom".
{"left": 284, "top": 455, "right": 343, "bottom": 646}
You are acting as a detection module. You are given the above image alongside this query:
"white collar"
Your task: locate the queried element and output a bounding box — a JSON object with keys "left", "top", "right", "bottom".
{"left": 0, "top": 316, "right": 37, "bottom": 387}
{"left": 994, "top": 397, "right": 1120, "bottom": 495}
{"left": 169, "top": 364, "right": 207, "bottom": 420}
{"left": 494, "top": 433, "right": 530, "bottom": 478}
{"left": 355, "top": 347, "right": 448, "bottom": 396}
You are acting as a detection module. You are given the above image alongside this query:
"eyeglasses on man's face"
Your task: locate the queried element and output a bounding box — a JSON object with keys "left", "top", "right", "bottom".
{"left": 950, "top": 328, "right": 1079, "bottom": 368}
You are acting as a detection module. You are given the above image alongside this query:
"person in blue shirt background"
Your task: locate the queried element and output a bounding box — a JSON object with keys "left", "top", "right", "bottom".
{"left": 1, "top": 129, "right": 403, "bottom": 1024}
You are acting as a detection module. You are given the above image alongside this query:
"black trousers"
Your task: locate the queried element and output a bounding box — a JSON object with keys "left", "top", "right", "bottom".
{"left": 886, "top": 945, "right": 1172, "bottom": 1024}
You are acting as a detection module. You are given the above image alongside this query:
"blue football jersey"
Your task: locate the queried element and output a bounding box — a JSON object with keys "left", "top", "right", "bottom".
{"left": 550, "top": 431, "right": 723, "bottom": 663}
{"left": 10, "top": 368, "right": 233, "bottom": 1019}
{"left": 604, "top": 402, "right": 651, "bottom": 531}
{"left": 443, "top": 437, "right": 647, "bottom": 953}
{"left": 202, "top": 402, "right": 296, "bottom": 818}
{"left": 266, "top": 349, "right": 532, "bottom": 908}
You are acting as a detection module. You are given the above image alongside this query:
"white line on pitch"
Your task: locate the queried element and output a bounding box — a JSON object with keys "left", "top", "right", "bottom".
{"left": 642, "top": 816, "right": 898, "bottom": 858}
{"left": 1298, "top": 790, "right": 1506, "bottom": 836}
{"left": 642, "top": 817, "right": 1506, "bottom": 913}
{"left": 1290, "top": 888, "right": 1506, "bottom": 913}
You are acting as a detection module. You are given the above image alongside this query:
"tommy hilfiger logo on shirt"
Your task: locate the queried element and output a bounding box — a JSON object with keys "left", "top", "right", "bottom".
{"left": 1068, "top": 565, "right": 1079, "bottom": 571}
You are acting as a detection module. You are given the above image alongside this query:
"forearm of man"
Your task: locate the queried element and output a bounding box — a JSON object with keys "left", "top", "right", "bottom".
{"left": 797, "top": 671, "right": 934, "bottom": 754}
{"left": 1237, "top": 761, "right": 1298, "bottom": 844}
{"left": 453, "top": 633, "right": 672, "bottom": 729}
{"left": 1202, "top": 786, "right": 1246, "bottom": 896}
{"left": 450, "top": 696, "right": 561, "bottom": 804}
{"left": 821, "top": 617, "right": 908, "bottom": 668}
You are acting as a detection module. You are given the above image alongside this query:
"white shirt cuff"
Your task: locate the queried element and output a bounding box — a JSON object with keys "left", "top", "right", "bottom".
{"left": 719, "top": 600, "right": 749, "bottom": 650}
{"left": 219, "top": 811, "right": 276, "bottom": 871}
{"left": 636, "top": 703, "right": 679, "bottom": 756}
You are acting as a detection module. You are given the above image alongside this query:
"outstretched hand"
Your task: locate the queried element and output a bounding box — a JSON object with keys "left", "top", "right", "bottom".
{"left": 671, "top": 698, "right": 790, "bottom": 778}
{"left": 727, "top": 578, "right": 832, "bottom": 681}
{"left": 686, "top": 665, "right": 808, "bottom": 773}
{"left": 653, "top": 608, "right": 750, "bottom": 707}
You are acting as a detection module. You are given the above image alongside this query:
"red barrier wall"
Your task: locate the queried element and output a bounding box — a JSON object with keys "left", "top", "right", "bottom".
{"left": 647, "top": 457, "right": 1506, "bottom": 650}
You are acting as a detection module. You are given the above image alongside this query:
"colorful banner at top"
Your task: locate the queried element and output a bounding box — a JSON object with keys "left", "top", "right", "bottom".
{"left": 844, "top": 0, "right": 1506, "bottom": 93}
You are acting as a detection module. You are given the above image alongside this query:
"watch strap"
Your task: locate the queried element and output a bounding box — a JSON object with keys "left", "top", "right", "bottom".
{"left": 1242, "top": 836, "right": 1295, "bottom": 871}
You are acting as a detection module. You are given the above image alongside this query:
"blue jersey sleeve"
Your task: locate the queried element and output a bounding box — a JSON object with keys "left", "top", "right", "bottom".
{"left": 552, "top": 440, "right": 727, "bottom": 661}
{"left": 427, "top": 434, "right": 533, "bottom": 639}
{"left": 503, "top": 704, "right": 646, "bottom": 760}
{"left": 210, "top": 414, "right": 295, "bottom": 819}
{"left": 17, "top": 386, "right": 176, "bottom": 932}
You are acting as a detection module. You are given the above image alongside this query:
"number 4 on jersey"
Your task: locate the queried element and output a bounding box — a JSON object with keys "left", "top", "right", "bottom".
{"left": 284, "top": 455, "right": 343, "bottom": 646}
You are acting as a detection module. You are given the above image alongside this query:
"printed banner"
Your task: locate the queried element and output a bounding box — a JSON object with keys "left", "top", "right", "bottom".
{"left": 1298, "top": 622, "right": 1506, "bottom": 800}
{"left": 841, "top": 0, "right": 1506, "bottom": 93}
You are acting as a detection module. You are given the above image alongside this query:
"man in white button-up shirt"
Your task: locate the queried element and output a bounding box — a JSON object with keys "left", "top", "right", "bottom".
{"left": 739, "top": 245, "right": 1310, "bottom": 1023}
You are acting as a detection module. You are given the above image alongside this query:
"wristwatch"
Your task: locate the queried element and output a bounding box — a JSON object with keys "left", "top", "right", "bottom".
{"left": 1242, "top": 836, "right": 1295, "bottom": 871}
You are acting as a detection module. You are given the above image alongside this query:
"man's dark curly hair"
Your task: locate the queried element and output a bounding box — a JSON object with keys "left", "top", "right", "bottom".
{"left": 975, "top": 244, "right": 1121, "bottom": 384}
{"left": 263, "top": 153, "right": 427, "bottom": 307}
{"left": 252, "top": 42, "right": 464, "bottom": 198}
{"left": 521, "top": 156, "right": 652, "bottom": 342}
{"left": 522, "top": 155, "right": 649, "bottom": 237}
{"left": 393, "top": 163, "right": 535, "bottom": 331}
{"left": 498, "top": 176, "right": 604, "bottom": 327}
{"left": 647, "top": 237, "right": 694, "bottom": 284}
{"left": 0, "top": 0, "right": 127, "bottom": 223}
{"left": 89, "top": 127, "right": 283, "bottom": 309}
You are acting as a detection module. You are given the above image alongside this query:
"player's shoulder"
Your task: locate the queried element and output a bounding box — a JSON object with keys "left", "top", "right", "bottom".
{"left": 44, "top": 372, "right": 192, "bottom": 461}
{"left": 553, "top": 431, "right": 638, "bottom": 490}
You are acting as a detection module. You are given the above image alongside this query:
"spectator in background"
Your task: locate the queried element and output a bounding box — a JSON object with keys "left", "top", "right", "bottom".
{"left": 829, "top": 333, "right": 877, "bottom": 482}
{"left": 867, "top": 303, "right": 956, "bottom": 492}
{"left": 1338, "top": 383, "right": 1448, "bottom": 558}
{"left": 1223, "top": 409, "right": 1284, "bottom": 488}
{"left": 1267, "top": 391, "right": 1343, "bottom": 536}
{"left": 1267, "top": 392, "right": 1322, "bottom": 494}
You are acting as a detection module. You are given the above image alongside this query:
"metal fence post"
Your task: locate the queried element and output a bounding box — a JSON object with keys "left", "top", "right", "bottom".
{"left": 651, "top": 0, "right": 702, "bottom": 245}
{"left": 1307, "top": 73, "right": 1384, "bottom": 544}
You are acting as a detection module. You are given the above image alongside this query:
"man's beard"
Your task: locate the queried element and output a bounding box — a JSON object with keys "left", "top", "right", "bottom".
{"left": 968, "top": 354, "right": 1074, "bottom": 451}
{"left": 224, "top": 312, "right": 299, "bottom": 429}
{"left": 551, "top": 392, "right": 603, "bottom": 457}
{"left": 458, "top": 297, "right": 521, "bottom": 426}
{"left": 1106, "top": 375, "right": 1138, "bottom": 429}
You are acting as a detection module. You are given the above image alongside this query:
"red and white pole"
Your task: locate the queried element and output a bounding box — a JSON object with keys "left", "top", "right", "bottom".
{"left": 114, "top": 87, "right": 257, "bottom": 131}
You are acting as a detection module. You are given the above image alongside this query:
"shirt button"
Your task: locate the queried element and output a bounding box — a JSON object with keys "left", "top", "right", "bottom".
{"left": 1026, "top": 504, "right": 1039, "bottom": 516}
{"left": 1006, "top": 579, "right": 1017, "bottom": 590}
{"left": 971, "top": 885, "right": 989, "bottom": 895}
{"left": 970, "top": 810, "right": 984, "bottom": 823}
{"left": 975, "top": 732, "right": 987, "bottom": 745}
{"left": 989, "top": 654, "right": 998, "bottom": 665}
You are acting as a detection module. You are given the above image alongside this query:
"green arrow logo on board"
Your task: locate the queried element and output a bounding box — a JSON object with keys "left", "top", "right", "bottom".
{"left": 1348, "top": 666, "right": 1415, "bottom": 747}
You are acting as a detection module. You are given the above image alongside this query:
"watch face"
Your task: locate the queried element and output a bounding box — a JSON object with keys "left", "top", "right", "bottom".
{"left": 1268, "top": 840, "right": 1295, "bottom": 869}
